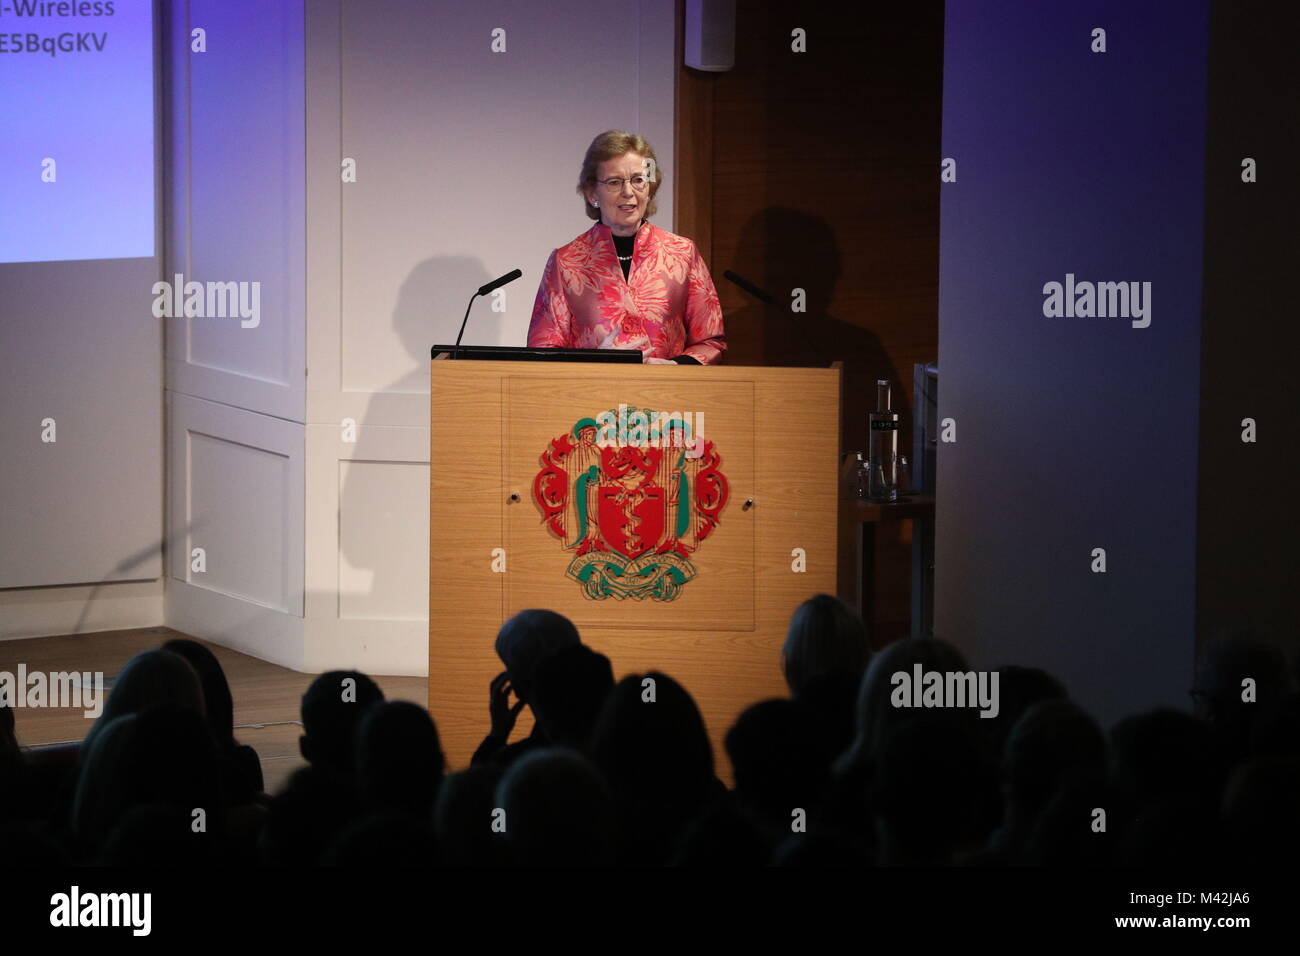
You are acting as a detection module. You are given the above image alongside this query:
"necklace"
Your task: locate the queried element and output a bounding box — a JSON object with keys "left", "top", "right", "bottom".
{"left": 610, "top": 220, "right": 645, "bottom": 261}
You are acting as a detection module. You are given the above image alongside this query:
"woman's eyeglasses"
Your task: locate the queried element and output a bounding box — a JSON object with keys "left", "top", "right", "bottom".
{"left": 598, "top": 176, "right": 651, "bottom": 192}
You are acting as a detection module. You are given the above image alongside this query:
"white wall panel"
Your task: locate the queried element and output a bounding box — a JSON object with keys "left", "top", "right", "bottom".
{"left": 168, "top": 393, "right": 304, "bottom": 616}
{"left": 304, "top": 422, "right": 429, "bottom": 674}
{"left": 166, "top": 0, "right": 306, "bottom": 423}
{"left": 338, "top": 460, "right": 430, "bottom": 621}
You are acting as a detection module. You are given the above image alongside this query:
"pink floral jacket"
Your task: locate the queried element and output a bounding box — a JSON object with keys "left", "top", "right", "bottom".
{"left": 527, "top": 220, "right": 727, "bottom": 364}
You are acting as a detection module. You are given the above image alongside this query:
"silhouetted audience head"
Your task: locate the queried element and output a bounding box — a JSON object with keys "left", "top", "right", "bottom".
{"left": 984, "top": 665, "right": 1068, "bottom": 756}
{"left": 73, "top": 713, "right": 140, "bottom": 846}
{"left": 1022, "top": 774, "right": 1114, "bottom": 866}
{"left": 493, "top": 609, "right": 581, "bottom": 704}
{"left": 355, "top": 701, "right": 444, "bottom": 818}
{"left": 82, "top": 649, "right": 204, "bottom": 754}
{"left": 1222, "top": 755, "right": 1300, "bottom": 866}
{"left": 1110, "top": 709, "right": 1227, "bottom": 866}
{"left": 873, "top": 713, "right": 991, "bottom": 865}
{"left": 1194, "top": 632, "right": 1294, "bottom": 762}
{"left": 434, "top": 766, "right": 504, "bottom": 866}
{"left": 0, "top": 704, "right": 23, "bottom": 822}
{"left": 125, "top": 705, "right": 222, "bottom": 821}
{"left": 590, "top": 672, "right": 719, "bottom": 863}
{"left": 0, "top": 703, "right": 18, "bottom": 766}
{"left": 161, "top": 639, "right": 235, "bottom": 744}
{"left": 782, "top": 593, "right": 871, "bottom": 700}
{"left": 0, "top": 704, "right": 22, "bottom": 797}
{"left": 1110, "top": 708, "right": 1225, "bottom": 811}
{"left": 260, "top": 766, "right": 361, "bottom": 865}
{"left": 1252, "top": 691, "right": 1300, "bottom": 758}
{"left": 790, "top": 672, "right": 859, "bottom": 786}
{"left": 961, "top": 700, "right": 1109, "bottom": 867}
{"left": 591, "top": 672, "right": 715, "bottom": 799}
{"left": 836, "top": 635, "right": 972, "bottom": 781}
{"left": 161, "top": 637, "right": 264, "bottom": 804}
{"left": 495, "top": 748, "right": 616, "bottom": 866}
{"left": 74, "top": 705, "right": 222, "bottom": 857}
{"left": 529, "top": 643, "right": 614, "bottom": 750}
{"left": 299, "top": 671, "right": 384, "bottom": 778}
{"left": 726, "top": 698, "right": 828, "bottom": 828}
{"left": 1005, "top": 699, "right": 1107, "bottom": 824}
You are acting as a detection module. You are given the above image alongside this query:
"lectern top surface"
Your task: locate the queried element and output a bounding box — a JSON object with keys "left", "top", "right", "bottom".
{"left": 431, "top": 345, "right": 642, "bottom": 363}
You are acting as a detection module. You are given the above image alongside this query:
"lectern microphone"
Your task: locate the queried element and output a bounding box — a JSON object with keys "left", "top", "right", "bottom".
{"left": 477, "top": 268, "right": 522, "bottom": 297}
{"left": 455, "top": 268, "right": 523, "bottom": 359}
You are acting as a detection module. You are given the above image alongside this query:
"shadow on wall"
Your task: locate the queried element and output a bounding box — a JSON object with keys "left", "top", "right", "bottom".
{"left": 337, "top": 256, "right": 494, "bottom": 608}
{"left": 383, "top": 255, "right": 497, "bottom": 394}
{"left": 722, "top": 207, "right": 909, "bottom": 458}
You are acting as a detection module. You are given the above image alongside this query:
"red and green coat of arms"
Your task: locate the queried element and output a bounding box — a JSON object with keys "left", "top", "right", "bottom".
{"left": 532, "top": 407, "right": 729, "bottom": 600}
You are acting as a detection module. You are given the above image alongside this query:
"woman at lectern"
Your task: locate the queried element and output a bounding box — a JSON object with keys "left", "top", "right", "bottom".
{"left": 526, "top": 130, "right": 727, "bottom": 365}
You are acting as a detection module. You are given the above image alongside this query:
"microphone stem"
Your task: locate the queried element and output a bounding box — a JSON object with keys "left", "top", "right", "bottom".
{"left": 452, "top": 291, "right": 478, "bottom": 360}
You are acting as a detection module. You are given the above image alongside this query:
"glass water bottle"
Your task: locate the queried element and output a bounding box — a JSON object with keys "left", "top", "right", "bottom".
{"left": 868, "top": 380, "right": 900, "bottom": 501}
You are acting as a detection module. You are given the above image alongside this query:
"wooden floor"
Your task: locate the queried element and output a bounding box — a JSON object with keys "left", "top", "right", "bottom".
{"left": 0, "top": 628, "right": 428, "bottom": 796}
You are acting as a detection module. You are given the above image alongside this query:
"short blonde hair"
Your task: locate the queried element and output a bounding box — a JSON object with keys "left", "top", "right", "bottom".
{"left": 577, "top": 130, "right": 662, "bottom": 221}
{"left": 781, "top": 594, "right": 871, "bottom": 698}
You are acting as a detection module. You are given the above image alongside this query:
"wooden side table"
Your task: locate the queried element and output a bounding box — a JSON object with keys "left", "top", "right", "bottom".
{"left": 838, "top": 493, "right": 936, "bottom": 644}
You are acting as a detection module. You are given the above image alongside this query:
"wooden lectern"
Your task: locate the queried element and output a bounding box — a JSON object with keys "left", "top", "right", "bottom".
{"left": 429, "top": 360, "right": 841, "bottom": 772}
